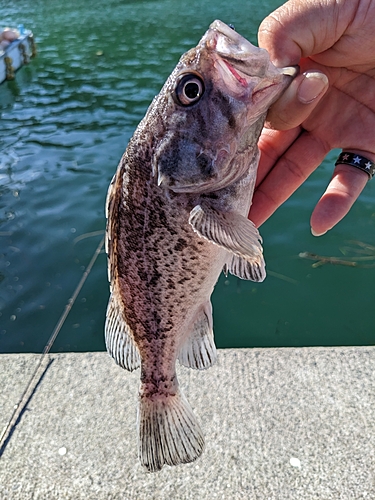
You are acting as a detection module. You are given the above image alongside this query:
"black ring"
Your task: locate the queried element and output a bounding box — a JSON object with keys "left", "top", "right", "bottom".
{"left": 335, "top": 152, "right": 375, "bottom": 179}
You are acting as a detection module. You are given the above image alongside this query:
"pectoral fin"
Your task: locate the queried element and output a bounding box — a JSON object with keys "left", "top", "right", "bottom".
{"left": 226, "top": 254, "right": 265, "bottom": 281}
{"left": 189, "top": 204, "right": 266, "bottom": 282}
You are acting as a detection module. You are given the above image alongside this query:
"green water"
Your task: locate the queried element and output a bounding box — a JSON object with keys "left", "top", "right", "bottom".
{"left": 1, "top": 0, "right": 374, "bottom": 353}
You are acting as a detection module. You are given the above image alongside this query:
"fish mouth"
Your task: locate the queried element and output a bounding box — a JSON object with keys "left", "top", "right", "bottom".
{"left": 209, "top": 20, "right": 266, "bottom": 65}
{"left": 206, "top": 20, "right": 298, "bottom": 86}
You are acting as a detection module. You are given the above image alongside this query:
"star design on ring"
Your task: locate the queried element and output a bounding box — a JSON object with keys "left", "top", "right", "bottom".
{"left": 342, "top": 154, "right": 350, "bottom": 161}
{"left": 365, "top": 162, "right": 372, "bottom": 170}
{"left": 353, "top": 156, "right": 361, "bottom": 164}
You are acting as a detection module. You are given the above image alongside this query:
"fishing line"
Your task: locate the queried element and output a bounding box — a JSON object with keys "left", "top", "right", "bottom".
{"left": 0, "top": 235, "right": 105, "bottom": 454}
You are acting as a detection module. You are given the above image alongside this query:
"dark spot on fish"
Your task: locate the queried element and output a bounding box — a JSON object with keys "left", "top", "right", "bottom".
{"left": 167, "top": 279, "right": 176, "bottom": 290}
{"left": 204, "top": 192, "right": 219, "bottom": 200}
{"left": 214, "top": 89, "right": 236, "bottom": 129}
{"left": 157, "top": 207, "right": 178, "bottom": 236}
{"left": 174, "top": 238, "right": 187, "bottom": 252}
{"left": 138, "top": 269, "right": 148, "bottom": 281}
{"left": 195, "top": 108, "right": 208, "bottom": 138}
{"left": 196, "top": 153, "right": 214, "bottom": 178}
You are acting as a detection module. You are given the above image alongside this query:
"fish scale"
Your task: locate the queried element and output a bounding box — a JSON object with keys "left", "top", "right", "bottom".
{"left": 105, "top": 19, "right": 297, "bottom": 472}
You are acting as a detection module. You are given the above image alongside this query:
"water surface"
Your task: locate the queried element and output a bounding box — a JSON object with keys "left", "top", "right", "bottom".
{"left": 1, "top": 0, "right": 374, "bottom": 353}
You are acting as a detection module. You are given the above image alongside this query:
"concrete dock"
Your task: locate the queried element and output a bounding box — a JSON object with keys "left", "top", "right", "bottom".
{"left": 1, "top": 347, "right": 374, "bottom": 499}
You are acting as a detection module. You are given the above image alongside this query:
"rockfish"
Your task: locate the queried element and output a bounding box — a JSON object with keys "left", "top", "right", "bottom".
{"left": 105, "top": 20, "right": 296, "bottom": 472}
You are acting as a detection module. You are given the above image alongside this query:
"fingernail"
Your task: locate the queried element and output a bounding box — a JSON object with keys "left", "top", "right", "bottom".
{"left": 298, "top": 72, "right": 329, "bottom": 104}
{"left": 311, "top": 227, "right": 327, "bottom": 237}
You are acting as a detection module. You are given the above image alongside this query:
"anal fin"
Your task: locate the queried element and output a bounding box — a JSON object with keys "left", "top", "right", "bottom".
{"left": 189, "top": 204, "right": 266, "bottom": 282}
{"left": 178, "top": 301, "right": 217, "bottom": 370}
{"left": 105, "top": 293, "right": 141, "bottom": 371}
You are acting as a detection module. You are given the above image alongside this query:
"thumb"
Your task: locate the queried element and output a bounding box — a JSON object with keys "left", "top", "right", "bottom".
{"left": 258, "top": 0, "right": 356, "bottom": 67}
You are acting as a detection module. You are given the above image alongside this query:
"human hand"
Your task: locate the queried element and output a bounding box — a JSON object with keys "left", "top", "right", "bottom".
{"left": 250, "top": 0, "right": 375, "bottom": 235}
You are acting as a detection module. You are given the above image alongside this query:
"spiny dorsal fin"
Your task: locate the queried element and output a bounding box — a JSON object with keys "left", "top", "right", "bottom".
{"left": 105, "top": 294, "right": 141, "bottom": 371}
{"left": 189, "top": 204, "right": 266, "bottom": 282}
{"left": 178, "top": 301, "right": 217, "bottom": 369}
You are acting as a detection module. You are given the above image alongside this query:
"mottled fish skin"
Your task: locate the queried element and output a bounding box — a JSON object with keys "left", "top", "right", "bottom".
{"left": 105, "top": 20, "right": 297, "bottom": 472}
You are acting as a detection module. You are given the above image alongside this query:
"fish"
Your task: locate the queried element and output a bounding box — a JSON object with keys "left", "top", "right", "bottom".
{"left": 105, "top": 20, "right": 297, "bottom": 472}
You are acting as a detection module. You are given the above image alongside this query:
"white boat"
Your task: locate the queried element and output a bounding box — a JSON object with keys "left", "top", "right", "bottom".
{"left": 0, "top": 29, "right": 36, "bottom": 84}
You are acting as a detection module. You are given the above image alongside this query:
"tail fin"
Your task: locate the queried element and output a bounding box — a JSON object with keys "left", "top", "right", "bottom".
{"left": 138, "top": 389, "right": 204, "bottom": 472}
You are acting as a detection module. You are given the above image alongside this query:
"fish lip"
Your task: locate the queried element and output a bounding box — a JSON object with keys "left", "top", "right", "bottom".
{"left": 208, "top": 20, "right": 261, "bottom": 62}
{"left": 207, "top": 20, "right": 298, "bottom": 81}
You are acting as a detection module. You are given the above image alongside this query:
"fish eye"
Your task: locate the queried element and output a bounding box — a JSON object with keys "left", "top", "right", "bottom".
{"left": 174, "top": 74, "right": 205, "bottom": 106}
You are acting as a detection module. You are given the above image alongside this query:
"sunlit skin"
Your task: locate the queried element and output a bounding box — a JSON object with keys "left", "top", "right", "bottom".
{"left": 249, "top": 0, "right": 375, "bottom": 236}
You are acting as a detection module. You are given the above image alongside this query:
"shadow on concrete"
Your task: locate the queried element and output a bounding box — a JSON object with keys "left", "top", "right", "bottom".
{"left": 0, "top": 357, "right": 54, "bottom": 458}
